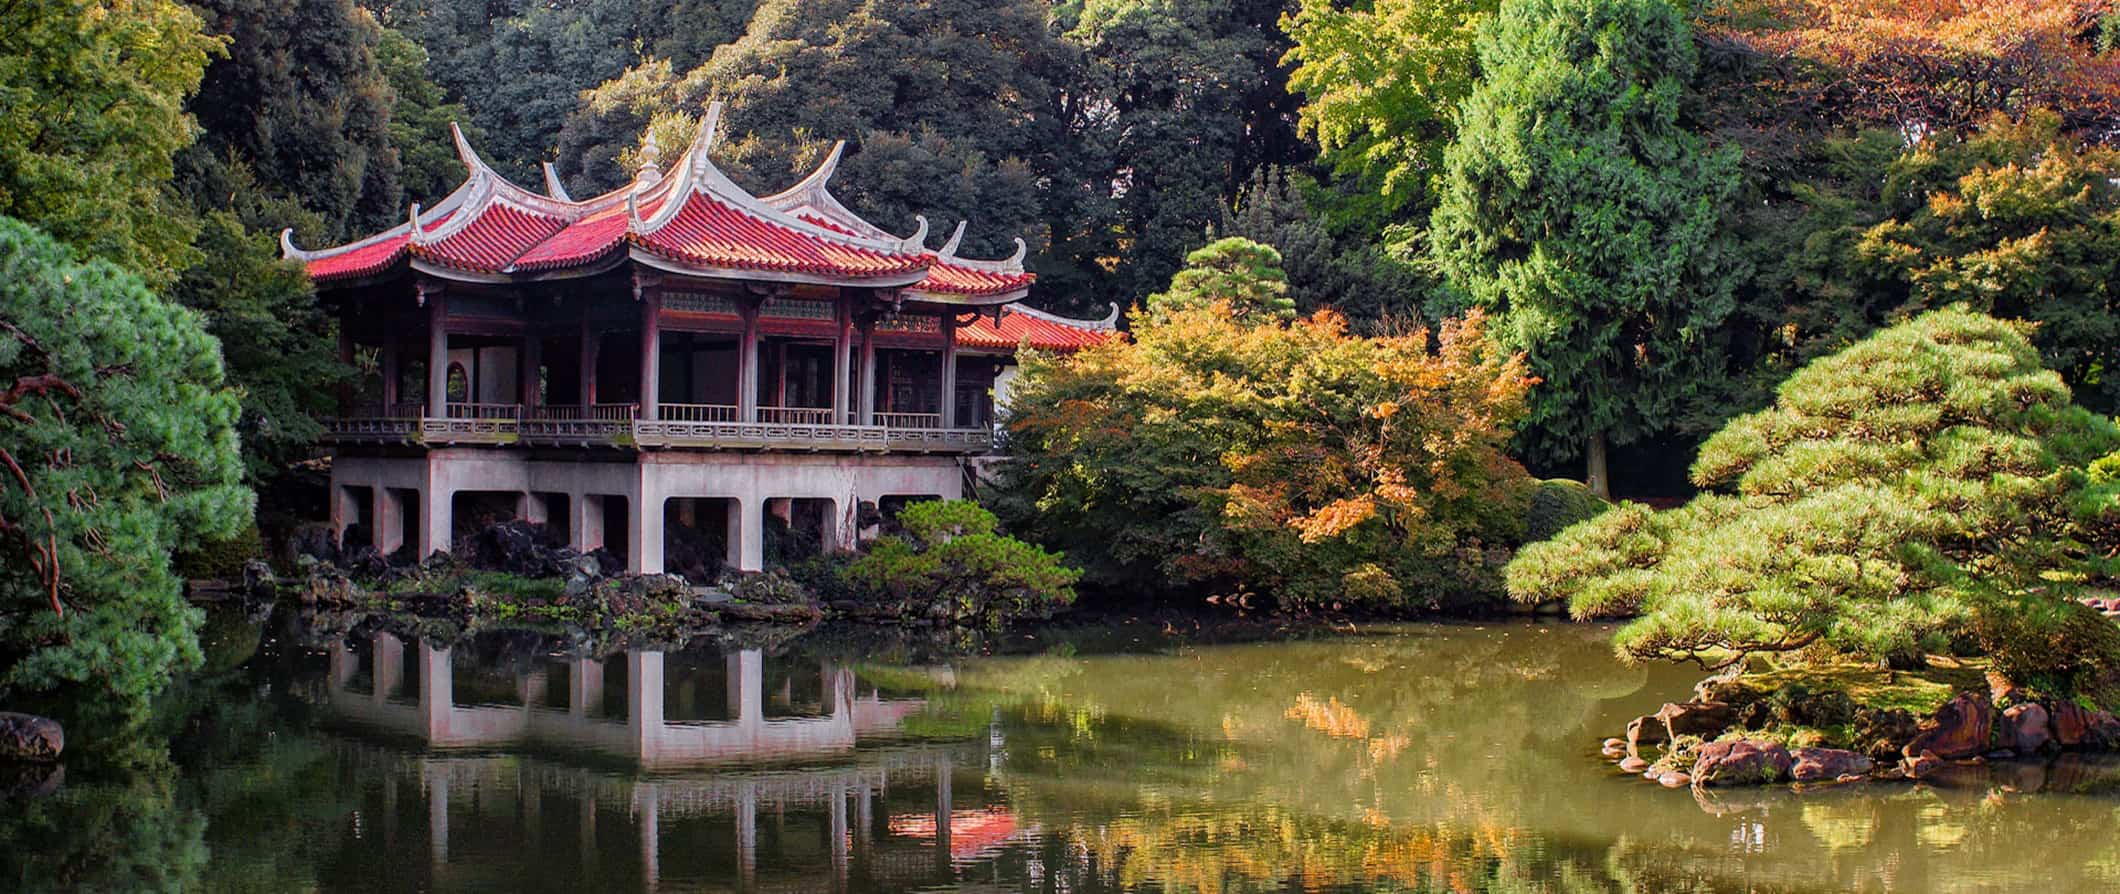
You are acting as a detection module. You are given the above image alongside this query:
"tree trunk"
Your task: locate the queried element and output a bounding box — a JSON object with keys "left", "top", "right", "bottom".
{"left": 1586, "top": 431, "right": 1611, "bottom": 500}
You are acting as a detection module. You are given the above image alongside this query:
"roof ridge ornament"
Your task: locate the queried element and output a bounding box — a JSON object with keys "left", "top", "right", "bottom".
{"left": 449, "top": 122, "right": 490, "bottom": 178}
{"left": 699, "top": 101, "right": 724, "bottom": 155}
{"left": 406, "top": 203, "right": 427, "bottom": 246}
{"left": 636, "top": 130, "right": 663, "bottom": 188}
{"left": 542, "top": 162, "right": 574, "bottom": 202}
{"left": 938, "top": 220, "right": 967, "bottom": 260}
{"left": 899, "top": 215, "right": 930, "bottom": 253}
{"left": 278, "top": 228, "right": 315, "bottom": 261}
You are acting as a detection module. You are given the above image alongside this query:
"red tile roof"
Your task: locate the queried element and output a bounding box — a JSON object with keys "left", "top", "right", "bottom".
{"left": 960, "top": 306, "right": 1117, "bottom": 352}
{"left": 289, "top": 105, "right": 1035, "bottom": 299}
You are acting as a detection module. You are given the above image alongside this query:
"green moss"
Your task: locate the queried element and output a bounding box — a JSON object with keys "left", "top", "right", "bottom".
{"left": 1524, "top": 478, "right": 1612, "bottom": 542}
{"left": 1740, "top": 655, "right": 1987, "bottom": 717}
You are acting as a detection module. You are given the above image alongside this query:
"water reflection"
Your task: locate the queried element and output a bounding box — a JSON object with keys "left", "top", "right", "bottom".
{"left": 15, "top": 612, "right": 2120, "bottom": 892}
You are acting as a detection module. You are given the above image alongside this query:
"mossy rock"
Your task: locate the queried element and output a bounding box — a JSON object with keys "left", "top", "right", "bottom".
{"left": 1524, "top": 478, "right": 1613, "bottom": 542}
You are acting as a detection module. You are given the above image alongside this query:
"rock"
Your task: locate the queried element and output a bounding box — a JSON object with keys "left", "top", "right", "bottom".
{"left": 1903, "top": 692, "right": 1993, "bottom": 760}
{"left": 1618, "top": 755, "right": 1649, "bottom": 773}
{"left": 2003, "top": 702, "right": 2052, "bottom": 755}
{"left": 241, "top": 558, "right": 278, "bottom": 601}
{"left": 0, "top": 761, "right": 63, "bottom": 799}
{"left": 1851, "top": 706, "right": 1922, "bottom": 761}
{"left": 1601, "top": 737, "right": 1626, "bottom": 752}
{"left": 2052, "top": 703, "right": 2120, "bottom": 749}
{"left": 1904, "top": 750, "right": 1945, "bottom": 780}
{"left": 1691, "top": 739, "right": 1793, "bottom": 787}
{"left": 1658, "top": 772, "right": 1690, "bottom": 788}
{"left": 285, "top": 522, "right": 339, "bottom": 565}
{"left": 458, "top": 519, "right": 577, "bottom": 579}
{"left": 1626, "top": 714, "right": 1667, "bottom": 757}
{"left": 1657, "top": 701, "right": 1739, "bottom": 741}
{"left": 1789, "top": 747, "right": 1874, "bottom": 783}
{"left": 0, "top": 712, "right": 64, "bottom": 761}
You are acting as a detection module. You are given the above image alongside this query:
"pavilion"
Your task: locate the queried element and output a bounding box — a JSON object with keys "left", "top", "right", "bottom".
{"left": 288, "top": 102, "right": 1113, "bottom": 577}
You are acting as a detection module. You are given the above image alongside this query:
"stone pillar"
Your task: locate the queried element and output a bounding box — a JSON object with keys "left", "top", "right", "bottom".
{"left": 520, "top": 334, "right": 541, "bottom": 410}
{"left": 738, "top": 304, "right": 761, "bottom": 422}
{"left": 517, "top": 492, "right": 548, "bottom": 525}
{"left": 571, "top": 494, "right": 604, "bottom": 552}
{"left": 940, "top": 314, "right": 958, "bottom": 428}
{"left": 375, "top": 488, "right": 406, "bottom": 556}
{"left": 857, "top": 317, "right": 877, "bottom": 426}
{"left": 833, "top": 296, "right": 853, "bottom": 424}
{"left": 628, "top": 651, "right": 664, "bottom": 760}
{"left": 332, "top": 484, "right": 361, "bottom": 548}
{"left": 639, "top": 292, "right": 661, "bottom": 421}
{"left": 819, "top": 498, "right": 845, "bottom": 554}
{"left": 727, "top": 499, "right": 763, "bottom": 574}
{"left": 421, "top": 462, "right": 452, "bottom": 559}
{"left": 579, "top": 320, "right": 600, "bottom": 406}
{"left": 632, "top": 469, "right": 663, "bottom": 575}
{"left": 427, "top": 293, "right": 449, "bottom": 417}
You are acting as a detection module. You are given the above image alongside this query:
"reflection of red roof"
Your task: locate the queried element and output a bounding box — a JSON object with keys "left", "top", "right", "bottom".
{"left": 886, "top": 808, "right": 1022, "bottom": 860}
{"left": 959, "top": 306, "right": 1117, "bottom": 353}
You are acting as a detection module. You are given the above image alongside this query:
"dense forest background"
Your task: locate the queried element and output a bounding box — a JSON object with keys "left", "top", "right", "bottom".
{"left": 6, "top": 0, "right": 2119, "bottom": 496}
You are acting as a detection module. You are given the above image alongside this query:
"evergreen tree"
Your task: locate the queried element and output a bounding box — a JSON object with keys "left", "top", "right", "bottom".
{"left": 0, "top": 0, "right": 218, "bottom": 286}
{"left": 1429, "top": 0, "right": 1743, "bottom": 497}
{"left": 1507, "top": 308, "right": 2120, "bottom": 692}
{"left": 378, "top": 26, "right": 482, "bottom": 205}
{"left": 183, "top": 0, "right": 402, "bottom": 239}
{"left": 1219, "top": 166, "right": 1432, "bottom": 322}
{"left": 0, "top": 217, "right": 251, "bottom": 718}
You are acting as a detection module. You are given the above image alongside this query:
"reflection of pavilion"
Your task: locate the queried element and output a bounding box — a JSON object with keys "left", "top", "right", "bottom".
{"left": 325, "top": 634, "right": 926, "bottom": 767}
{"left": 320, "top": 633, "right": 1025, "bottom": 890}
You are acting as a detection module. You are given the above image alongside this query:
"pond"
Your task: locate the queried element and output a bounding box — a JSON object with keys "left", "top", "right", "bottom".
{"left": 8, "top": 607, "right": 2120, "bottom": 893}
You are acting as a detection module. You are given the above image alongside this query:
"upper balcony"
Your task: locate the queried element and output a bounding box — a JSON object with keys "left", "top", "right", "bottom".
{"left": 324, "top": 402, "right": 996, "bottom": 454}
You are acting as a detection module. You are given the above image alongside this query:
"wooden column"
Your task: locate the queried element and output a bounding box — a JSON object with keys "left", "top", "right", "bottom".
{"left": 578, "top": 318, "right": 600, "bottom": 406}
{"left": 772, "top": 341, "right": 788, "bottom": 408}
{"left": 857, "top": 316, "right": 877, "bottom": 426}
{"left": 639, "top": 292, "right": 661, "bottom": 421}
{"left": 520, "top": 333, "right": 541, "bottom": 410}
{"left": 426, "top": 288, "right": 448, "bottom": 417}
{"left": 380, "top": 329, "right": 400, "bottom": 408}
{"left": 832, "top": 294, "right": 853, "bottom": 424}
{"left": 738, "top": 302, "right": 761, "bottom": 423}
{"left": 337, "top": 324, "right": 356, "bottom": 411}
{"left": 939, "top": 314, "right": 958, "bottom": 428}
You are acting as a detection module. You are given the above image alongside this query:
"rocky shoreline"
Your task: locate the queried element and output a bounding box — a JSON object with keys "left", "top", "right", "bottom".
{"left": 1604, "top": 671, "right": 2120, "bottom": 791}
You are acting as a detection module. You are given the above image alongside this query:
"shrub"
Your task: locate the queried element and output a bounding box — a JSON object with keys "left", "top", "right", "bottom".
{"left": 172, "top": 522, "right": 265, "bottom": 580}
{"left": 1524, "top": 479, "right": 1612, "bottom": 542}
{"left": 840, "top": 501, "right": 1080, "bottom": 626}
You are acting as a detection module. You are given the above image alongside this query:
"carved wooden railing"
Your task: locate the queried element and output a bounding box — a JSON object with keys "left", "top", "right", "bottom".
{"left": 324, "top": 403, "right": 993, "bottom": 452}
{"left": 658, "top": 403, "right": 739, "bottom": 423}
{"left": 874, "top": 412, "right": 943, "bottom": 429}
{"left": 757, "top": 405, "right": 837, "bottom": 425}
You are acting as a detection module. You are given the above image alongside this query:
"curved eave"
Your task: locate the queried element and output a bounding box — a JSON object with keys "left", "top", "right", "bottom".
{"left": 409, "top": 253, "right": 631, "bottom": 285}
{"left": 902, "top": 286, "right": 1032, "bottom": 307}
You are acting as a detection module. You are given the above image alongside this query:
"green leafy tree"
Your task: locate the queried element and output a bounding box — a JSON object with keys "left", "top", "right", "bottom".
{"left": 0, "top": 217, "right": 251, "bottom": 717}
{"left": 1429, "top": 0, "right": 1743, "bottom": 497}
{"left": 1282, "top": 0, "right": 1497, "bottom": 222}
{"left": 181, "top": 0, "right": 402, "bottom": 239}
{"left": 996, "top": 239, "right": 1537, "bottom": 610}
{"left": 378, "top": 26, "right": 482, "bottom": 204}
{"left": 0, "top": 0, "right": 217, "bottom": 286}
{"left": 1507, "top": 309, "right": 2120, "bottom": 693}
{"left": 1218, "top": 166, "right": 1434, "bottom": 322}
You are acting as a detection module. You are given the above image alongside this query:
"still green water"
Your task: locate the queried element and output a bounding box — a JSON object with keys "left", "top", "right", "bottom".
{"left": 9, "top": 606, "right": 2120, "bottom": 893}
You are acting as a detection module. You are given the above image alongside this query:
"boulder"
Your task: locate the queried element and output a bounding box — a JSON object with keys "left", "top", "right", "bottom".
{"left": 1658, "top": 772, "right": 1690, "bottom": 788}
{"left": 2001, "top": 703, "right": 2052, "bottom": 755}
{"left": 241, "top": 558, "right": 278, "bottom": 601}
{"left": 1618, "top": 755, "right": 1649, "bottom": 773}
{"left": 0, "top": 712, "right": 63, "bottom": 761}
{"left": 1903, "top": 692, "right": 1992, "bottom": 760}
{"left": 1851, "top": 706, "right": 1922, "bottom": 761}
{"left": 1904, "top": 751, "right": 1946, "bottom": 780}
{"left": 1789, "top": 747, "right": 1874, "bottom": 783}
{"left": 1657, "top": 701, "right": 1739, "bottom": 741}
{"left": 1625, "top": 714, "right": 1667, "bottom": 758}
{"left": 1691, "top": 739, "right": 1793, "bottom": 787}
{"left": 285, "top": 522, "right": 339, "bottom": 565}
{"left": 2052, "top": 703, "right": 2120, "bottom": 750}
{"left": 458, "top": 519, "right": 576, "bottom": 579}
